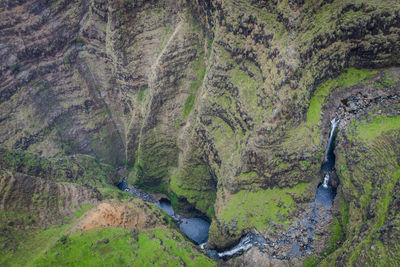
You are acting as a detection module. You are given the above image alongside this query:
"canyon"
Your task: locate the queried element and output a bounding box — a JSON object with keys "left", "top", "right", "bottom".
{"left": 0, "top": 0, "right": 400, "bottom": 266}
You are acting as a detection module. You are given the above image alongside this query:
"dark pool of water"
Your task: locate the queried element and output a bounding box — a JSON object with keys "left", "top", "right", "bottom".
{"left": 157, "top": 199, "right": 210, "bottom": 245}
{"left": 158, "top": 199, "right": 175, "bottom": 217}
{"left": 117, "top": 180, "right": 127, "bottom": 191}
{"left": 315, "top": 184, "right": 335, "bottom": 208}
{"left": 180, "top": 218, "right": 210, "bottom": 244}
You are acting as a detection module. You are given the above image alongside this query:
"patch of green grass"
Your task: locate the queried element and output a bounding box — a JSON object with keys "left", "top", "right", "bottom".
{"left": 355, "top": 116, "right": 400, "bottom": 141}
{"left": 325, "top": 217, "right": 344, "bottom": 254}
{"left": 31, "top": 228, "right": 215, "bottom": 267}
{"left": 75, "top": 37, "right": 85, "bottom": 45}
{"left": 300, "top": 160, "right": 311, "bottom": 168}
{"left": 307, "top": 68, "right": 377, "bottom": 129}
{"left": 236, "top": 171, "right": 258, "bottom": 183}
{"left": 0, "top": 205, "right": 91, "bottom": 267}
{"left": 73, "top": 204, "right": 94, "bottom": 217}
{"left": 295, "top": 68, "right": 301, "bottom": 77}
{"left": 229, "top": 67, "right": 259, "bottom": 110}
{"left": 219, "top": 183, "right": 309, "bottom": 232}
{"left": 173, "top": 119, "right": 181, "bottom": 129}
{"left": 190, "top": 81, "right": 200, "bottom": 91}
{"left": 182, "top": 93, "right": 195, "bottom": 119}
{"left": 97, "top": 185, "right": 132, "bottom": 200}
{"left": 303, "top": 255, "right": 320, "bottom": 267}
{"left": 188, "top": 54, "right": 206, "bottom": 93}
{"left": 137, "top": 88, "right": 146, "bottom": 102}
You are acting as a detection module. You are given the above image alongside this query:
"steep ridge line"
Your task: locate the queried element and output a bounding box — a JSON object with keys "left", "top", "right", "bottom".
{"left": 136, "top": 20, "right": 184, "bottom": 149}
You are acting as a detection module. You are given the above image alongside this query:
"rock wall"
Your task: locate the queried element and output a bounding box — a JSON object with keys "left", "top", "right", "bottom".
{"left": 322, "top": 69, "right": 400, "bottom": 266}
{"left": 185, "top": 0, "right": 400, "bottom": 248}
{"left": 1, "top": 0, "right": 400, "bottom": 264}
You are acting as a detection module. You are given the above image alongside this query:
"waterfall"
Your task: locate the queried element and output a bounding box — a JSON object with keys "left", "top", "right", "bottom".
{"left": 325, "top": 118, "right": 339, "bottom": 161}
{"left": 322, "top": 118, "right": 339, "bottom": 188}
{"left": 322, "top": 173, "right": 330, "bottom": 188}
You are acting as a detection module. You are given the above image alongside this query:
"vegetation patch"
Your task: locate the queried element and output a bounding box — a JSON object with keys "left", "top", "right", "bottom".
{"left": 182, "top": 93, "right": 195, "bottom": 119}
{"left": 31, "top": 228, "right": 215, "bottom": 267}
{"left": 325, "top": 118, "right": 400, "bottom": 265}
{"left": 170, "top": 151, "right": 216, "bottom": 219}
{"left": 285, "top": 68, "right": 377, "bottom": 149}
{"left": 0, "top": 205, "right": 92, "bottom": 267}
{"left": 306, "top": 68, "right": 376, "bottom": 138}
{"left": 218, "top": 183, "right": 309, "bottom": 232}
{"left": 133, "top": 127, "right": 178, "bottom": 193}
{"left": 137, "top": 88, "right": 147, "bottom": 102}
{"left": 353, "top": 116, "right": 400, "bottom": 141}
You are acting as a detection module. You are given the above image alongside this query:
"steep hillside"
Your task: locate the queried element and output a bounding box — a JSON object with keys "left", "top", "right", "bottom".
{"left": 323, "top": 69, "right": 400, "bottom": 266}
{"left": 0, "top": 0, "right": 399, "bottom": 266}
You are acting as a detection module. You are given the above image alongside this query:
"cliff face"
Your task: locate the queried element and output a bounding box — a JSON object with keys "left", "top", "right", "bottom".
{"left": 326, "top": 69, "right": 400, "bottom": 266}
{"left": 1, "top": 0, "right": 400, "bottom": 266}
{"left": 184, "top": 0, "right": 400, "bottom": 250}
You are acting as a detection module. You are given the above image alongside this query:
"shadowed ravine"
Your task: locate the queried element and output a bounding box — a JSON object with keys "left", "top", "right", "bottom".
{"left": 117, "top": 118, "right": 339, "bottom": 260}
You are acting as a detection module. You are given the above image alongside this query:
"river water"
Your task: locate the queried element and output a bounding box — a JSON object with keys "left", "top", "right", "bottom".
{"left": 157, "top": 199, "right": 210, "bottom": 245}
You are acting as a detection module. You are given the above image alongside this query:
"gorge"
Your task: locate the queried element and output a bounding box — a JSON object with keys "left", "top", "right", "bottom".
{"left": 118, "top": 112, "right": 338, "bottom": 261}
{"left": 1, "top": 0, "right": 400, "bottom": 266}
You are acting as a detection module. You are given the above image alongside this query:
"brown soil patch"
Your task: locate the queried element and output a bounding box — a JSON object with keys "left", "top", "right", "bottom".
{"left": 74, "top": 202, "right": 157, "bottom": 231}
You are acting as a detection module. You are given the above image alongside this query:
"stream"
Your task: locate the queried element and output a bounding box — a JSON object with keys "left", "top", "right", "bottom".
{"left": 117, "top": 118, "right": 339, "bottom": 260}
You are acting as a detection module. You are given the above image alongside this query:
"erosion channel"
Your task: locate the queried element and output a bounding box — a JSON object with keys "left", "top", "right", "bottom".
{"left": 117, "top": 119, "right": 339, "bottom": 260}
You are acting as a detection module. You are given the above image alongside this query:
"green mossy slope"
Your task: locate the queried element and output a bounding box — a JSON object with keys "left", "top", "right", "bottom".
{"left": 31, "top": 228, "right": 215, "bottom": 267}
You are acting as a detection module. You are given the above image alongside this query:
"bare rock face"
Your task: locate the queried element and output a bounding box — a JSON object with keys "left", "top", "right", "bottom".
{"left": 0, "top": 0, "right": 125, "bottom": 166}
{"left": 1, "top": 0, "right": 400, "bottom": 265}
